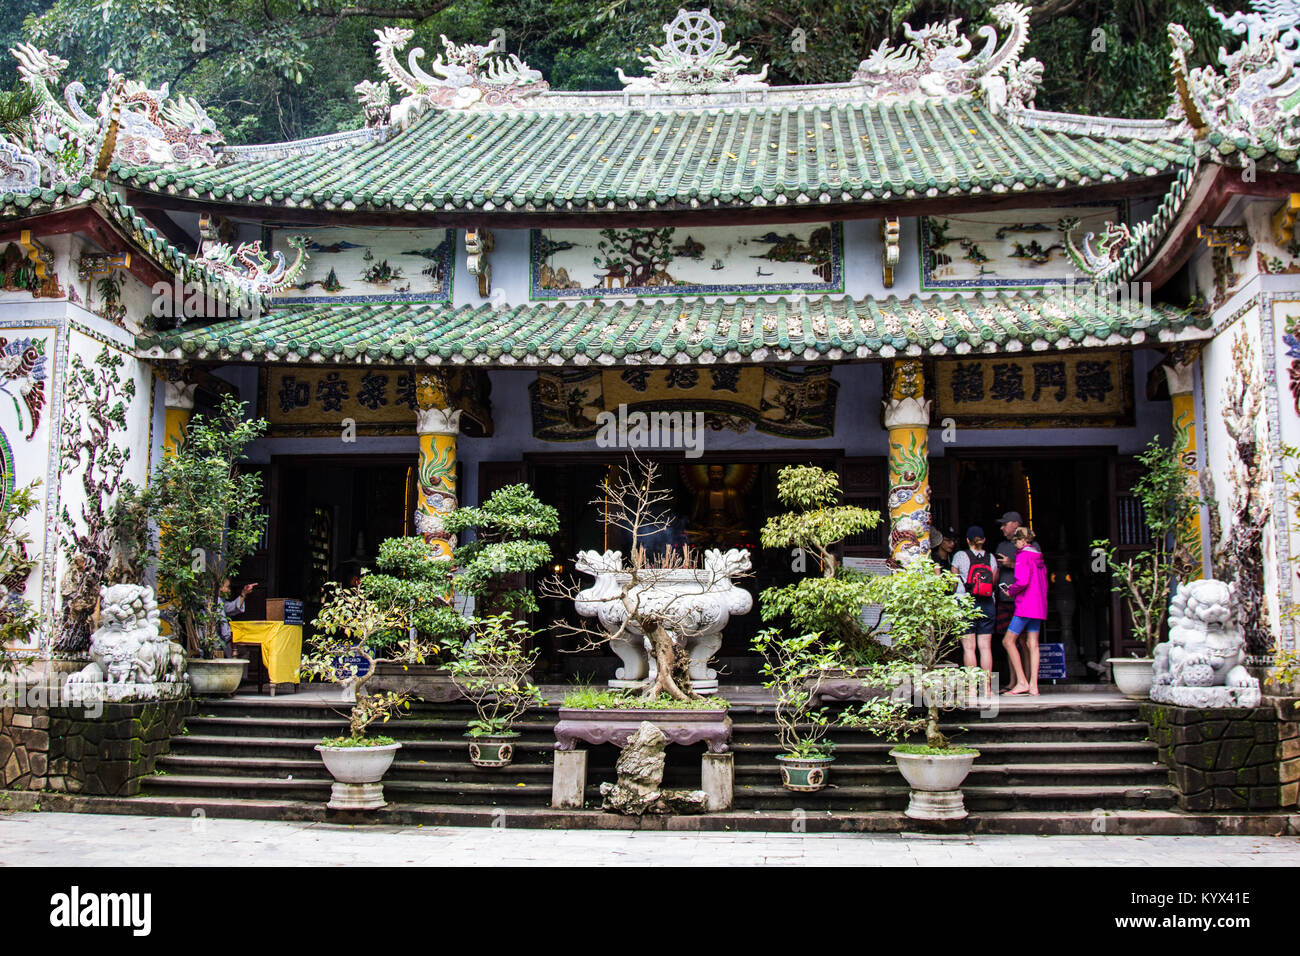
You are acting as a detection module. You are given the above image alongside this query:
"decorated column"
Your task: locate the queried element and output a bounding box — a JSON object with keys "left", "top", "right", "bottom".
{"left": 414, "top": 372, "right": 461, "bottom": 561}
{"left": 162, "top": 374, "right": 195, "bottom": 457}
{"left": 1163, "top": 347, "right": 1204, "bottom": 578}
{"left": 883, "top": 359, "right": 931, "bottom": 566}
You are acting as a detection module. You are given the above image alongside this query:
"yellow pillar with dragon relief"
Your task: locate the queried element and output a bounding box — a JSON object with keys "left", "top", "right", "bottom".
{"left": 162, "top": 377, "right": 195, "bottom": 456}
{"left": 1163, "top": 352, "right": 1204, "bottom": 578}
{"left": 414, "top": 372, "right": 461, "bottom": 562}
{"left": 883, "top": 358, "right": 932, "bottom": 566}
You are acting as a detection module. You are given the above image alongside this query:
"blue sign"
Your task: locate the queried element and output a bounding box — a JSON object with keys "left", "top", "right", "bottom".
{"left": 1039, "top": 642, "right": 1068, "bottom": 681}
{"left": 332, "top": 652, "right": 371, "bottom": 679}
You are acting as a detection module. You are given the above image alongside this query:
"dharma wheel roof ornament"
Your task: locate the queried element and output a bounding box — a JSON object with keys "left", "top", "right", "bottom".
{"left": 851, "top": 2, "right": 1042, "bottom": 111}
{"left": 617, "top": 9, "right": 769, "bottom": 93}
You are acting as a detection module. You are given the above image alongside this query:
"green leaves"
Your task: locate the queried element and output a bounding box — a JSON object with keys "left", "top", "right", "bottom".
{"left": 449, "top": 613, "right": 546, "bottom": 734}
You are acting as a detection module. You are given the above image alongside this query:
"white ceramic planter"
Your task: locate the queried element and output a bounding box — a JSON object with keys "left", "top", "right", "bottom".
{"left": 890, "top": 748, "right": 979, "bottom": 821}
{"left": 186, "top": 658, "right": 247, "bottom": 696}
{"left": 1108, "top": 657, "right": 1155, "bottom": 700}
{"left": 315, "top": 742, "right": 401, "bottom": 810}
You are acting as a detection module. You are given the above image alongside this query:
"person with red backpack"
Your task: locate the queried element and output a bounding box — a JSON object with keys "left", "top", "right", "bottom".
{"left": 950, "top": 526, "right": 997, "bottom": 696}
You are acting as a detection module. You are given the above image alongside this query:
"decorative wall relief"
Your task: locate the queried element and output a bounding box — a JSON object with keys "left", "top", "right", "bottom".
{"left": 55, "top": 347, "right": 137, "bottom": 654}
{"left": 1215, "top": 331, "right": 1271, "bottom": 657}
{"left": 933, "top": 351, "right": 1133, "bottom": 427}
{"left": 529, "top": 366, "right": 837, "bottom": 440}
{"left": 0, "top": 336, "right": 47, "bottom": 441}
{"left": 531, "top": 223, "right": 842, "bottom": 299}
{"left": 921, "top": 204, "right": 1124, "bottom": 289}
{"left": 258, "top": 367, "right": 492, "bottom": 437}
{"left": 268, "top": 227, "right": 454, "bottom": 303}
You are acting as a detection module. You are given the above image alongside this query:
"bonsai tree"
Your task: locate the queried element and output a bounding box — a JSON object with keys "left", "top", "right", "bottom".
{"left": 443, "top": 483, "right": 560, "bottom": 620}
{"left": 144, "top": 394, "right": 268, "bottom": 657}
{"left": 1093, "top": 437, "right": 1199, "bottom": 657}
{"left": 299, "top": 582, "right": 440, "bottom": 746}
{"left": 357, "top": 535, "right": 466, "bottom": 657}
{"left": 845, "top": 559, "right": 983, "bottom": 751}
{"left": 448, "top": 613, "right": 546, "bottom": 737}
{"left": 542, "top": 459, "right": 749, "bottom": 701}
{"left": 751, "top": 629, "right": 845, "bottom": 758}
{"left": 0, "top": 481, "right": 42, "bottom": 677}
{"left": 759, "top": 465, "right": 884, "bottom": 664}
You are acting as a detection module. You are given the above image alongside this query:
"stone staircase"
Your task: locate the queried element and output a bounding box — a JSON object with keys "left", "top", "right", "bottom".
{"left": 141, "top": 689, "right": 1177, "bottom": 819}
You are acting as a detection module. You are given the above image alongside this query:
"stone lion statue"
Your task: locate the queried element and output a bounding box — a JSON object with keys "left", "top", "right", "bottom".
{"left": 65, "top": 584, "right": 186, "bottom": 691}
{"left": 1151, "top": 579, "right": 1261, "bottom": 708}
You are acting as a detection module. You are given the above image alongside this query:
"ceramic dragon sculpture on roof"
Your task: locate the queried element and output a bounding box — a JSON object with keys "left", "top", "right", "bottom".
{"left": 617, "top": 8, "right": 769, "bottom": 93}
{"left": 368, "top": 27, "right": 547, "bottom": 120}
{"left": 851, "top": 2, "right": 1043, "bottom": 111}
{"left": 1, "top": 42, "right": 224, "bottom": 193}
{"left": 1168, "top": 0, "right": 1300, "bottom": 155}
{"left": 193, "top": 236, "right": 309, "bottom": 296}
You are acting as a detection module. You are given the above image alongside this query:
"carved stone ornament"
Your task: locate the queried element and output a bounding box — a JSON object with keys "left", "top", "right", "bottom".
{"left": 882, "top": 396, "right": 931, "bottom": 430}
{"left": 1169, "top": 0, "right": 1300, "bottom": 155}
{"left": 573, "top": 547, "right": 753, "bottom": 696}
{"left": 851, "top": 2, "right": 1042, "bottom": 110}
{"left": 1062, "top": 217, "right": 1137, "bottom": 280}
{"left": 1151, "top": 579, "right": 1262, "bottom": 708}
{"left": 372, "top": 27, "right": 548, "bottom": 117}
{"left": 597, "top": 721, "right": 708, "bottom": 815}
{"left": 64, "top": 584, "right": 189, "bottom": 703}
{"left": 618, "top": 9, "right": 769, "bottom": 93}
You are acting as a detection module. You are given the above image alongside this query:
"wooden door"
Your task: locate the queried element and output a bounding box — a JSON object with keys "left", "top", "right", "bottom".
{"left": 838, "top": 456, "right": 889, "bottom": 561}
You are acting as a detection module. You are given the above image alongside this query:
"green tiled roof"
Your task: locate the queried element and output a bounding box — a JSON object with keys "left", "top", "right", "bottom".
{"left": 138, "top": 291, "right": 1210, "bottom": 366}
{"left": 113, "top": 99, "right": 1189, "bottom": 214}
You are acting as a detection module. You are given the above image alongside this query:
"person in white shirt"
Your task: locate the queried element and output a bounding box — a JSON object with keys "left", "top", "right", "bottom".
{"left": 951, "top": 526, "right": 997, "bottom": 696}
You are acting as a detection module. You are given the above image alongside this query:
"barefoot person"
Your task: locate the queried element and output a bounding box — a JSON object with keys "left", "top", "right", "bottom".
{"left": 1002, "top": 527, "right": 1048, "bottom": 696}
{"left": 951, "top": 526, "right": 997, "bottom": 695}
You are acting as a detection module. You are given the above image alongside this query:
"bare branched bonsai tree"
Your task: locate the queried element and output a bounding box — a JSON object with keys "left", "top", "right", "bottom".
{"left": 542, "top": 458, "right": 750, "bottom": 701}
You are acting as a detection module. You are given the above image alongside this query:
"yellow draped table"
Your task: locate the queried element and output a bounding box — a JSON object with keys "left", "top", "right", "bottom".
{"left": 231, "top": 621, "right": 303, "bottom": 689}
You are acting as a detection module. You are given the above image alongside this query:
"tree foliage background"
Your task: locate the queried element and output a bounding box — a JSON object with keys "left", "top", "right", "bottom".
{"left": 1, "top": 0, "right": 1249, "bottom": 144}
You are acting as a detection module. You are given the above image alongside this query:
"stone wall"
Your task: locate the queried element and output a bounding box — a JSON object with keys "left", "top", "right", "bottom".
{"left": 1141, "top": 699, "right": 1300, "bottom": 812}
{"left": 0, "top": 699, "right": 193, "bottom": 796}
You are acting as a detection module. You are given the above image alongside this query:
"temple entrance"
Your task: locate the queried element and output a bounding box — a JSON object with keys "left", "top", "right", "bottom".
{"left": 269, "top": 456, "right": 417, "bottom": 628}
{"left": 526, "top": 453, "right": 843, "bottom": 682}
{"left": 940, "top": 450, "right": 1115, "bottom": 681}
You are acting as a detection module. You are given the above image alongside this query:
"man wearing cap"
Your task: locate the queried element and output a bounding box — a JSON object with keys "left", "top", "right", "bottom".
{"left": 994, "top": 511, "right": 1027, "bottom": 685}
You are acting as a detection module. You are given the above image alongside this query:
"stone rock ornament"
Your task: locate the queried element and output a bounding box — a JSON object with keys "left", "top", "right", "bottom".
{"left": 1151, "top": 579, "right": 1262, "bottom": 708}
{"left": 64, "top": 584, "right": 188, "bottom": 702}
{"left": 1168, "top": 0, "right": 1300, "bottom": 156}
{"left": 573, "top": 547, "right": 753, "bottom": 695}
{"left": 850, "top": 2, "right": 1043, "bottom": 111}
{"left": 371, "top": 27, "right": 548, "bottom": 115}
{"left": 598, "top": 721, "right": 708, "bottom": 815}
{"left": 617, "top": 8, "right": 769, "bottom": 93}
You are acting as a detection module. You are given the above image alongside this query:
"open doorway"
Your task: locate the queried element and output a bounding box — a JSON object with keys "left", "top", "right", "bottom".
{"left": 947, "top": 451, "right": 1115, "bottom": 681}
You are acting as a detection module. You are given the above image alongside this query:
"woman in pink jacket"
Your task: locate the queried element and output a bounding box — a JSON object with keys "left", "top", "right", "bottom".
{"left": 1002, "top": 527, "right": 1048, "bottom": 696}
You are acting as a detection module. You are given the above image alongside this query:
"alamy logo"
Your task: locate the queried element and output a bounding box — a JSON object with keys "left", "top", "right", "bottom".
{"left": 594, "top": 404, "right": 705, "bottom": 459}
{"left": 49, "top": 886, "right": 151, "bottom": 936}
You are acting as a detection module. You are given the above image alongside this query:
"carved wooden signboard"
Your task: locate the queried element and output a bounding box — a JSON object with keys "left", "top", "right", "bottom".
{"left": 531, "top": 223, "right": 842, "bottom": 299}
{"left": 258, "top": 367, "right": 492, "bottom": 436}
{"left": 529, "top": 366, "right": 837, "bottom": 439}
{"left": 934, "top": 351, "right": 1133, "bottom": 427}
{"left": 269, "top": 227, "right": 455, "bottom": 303}
{"left": 921, "top": 204, "right": 1124, "bottom": 289}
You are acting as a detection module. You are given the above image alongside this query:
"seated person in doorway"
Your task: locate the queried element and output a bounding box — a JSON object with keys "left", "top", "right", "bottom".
{"left": 1002, "top": 527, "right": 1049, "bottom": 696}
{"left": 218, "top": 577, "right": 257, "bottom": 658}
{"left": 951, "top": 526, "right": 997, "bottom": 696}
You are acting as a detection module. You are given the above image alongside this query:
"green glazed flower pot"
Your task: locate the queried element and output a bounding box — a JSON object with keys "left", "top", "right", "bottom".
{"left": 467, "top": 733, "right": 519, "bottom": 768}
{"left": 776, "top": 754, "right": 834, "bottom": 792}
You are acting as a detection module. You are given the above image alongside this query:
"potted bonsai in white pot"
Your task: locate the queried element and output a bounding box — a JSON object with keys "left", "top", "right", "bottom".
{"left": 300, "top": 582, "right": 439, "bottom": 810}
{"left": 847, "top": 559, "right": 985, "bottom": 820}
{"left": 1093, "top": 439, "right": 1199, "bottom": 699}
{"left": 449, "top": 614, "right": 546, "bottom": 767}
{"left": 751, "top": 629, "right": 846, "bottom": 791}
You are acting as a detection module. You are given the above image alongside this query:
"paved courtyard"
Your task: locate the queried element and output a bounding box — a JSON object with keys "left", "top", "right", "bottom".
{"left": 1, "top": 812, "right": 1297, "bottom": 865}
